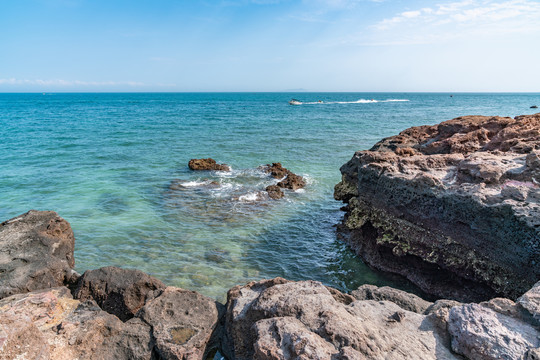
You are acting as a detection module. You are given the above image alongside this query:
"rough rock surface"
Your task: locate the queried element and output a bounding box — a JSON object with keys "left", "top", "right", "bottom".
{"left": 352, "top": 284, "right": 432, "bottom": 314}
{"left": 188, "top": 158, "right": 230, "bottom": 171}
{"left": 223, "top": 278, "right": 459, "bottom": 360}
{"left": 265, "top": 185, "right": 284, "bottom": 199}
{"left": 0, "top": 287, "right": 155, "bottom": 360}
{"left": 335, "top": 113, "right": 540, "bottom": 302}
{"left": 72, "top": 266, "right": 167, "bottom": 321}
{"left": 262, "top": 163, "right": 306, "bottom": 191}
{"left": 0, "top": 210, "right": 77, "bottom": 300}
{"left": 448, "top": 303, "right": 539, "bottom": 360}
{"left": 518, "top": 281, "right": 540, "bottom": 323}
{"left": 138, "top": 286, "right": 223, "bottom": 359}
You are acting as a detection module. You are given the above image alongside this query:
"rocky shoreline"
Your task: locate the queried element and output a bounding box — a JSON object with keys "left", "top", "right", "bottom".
{"left": 1, "top": 209, "right": 539, "bottom": 359}
{"left": 1, "top": 114, "right": 539, "bottom": 359}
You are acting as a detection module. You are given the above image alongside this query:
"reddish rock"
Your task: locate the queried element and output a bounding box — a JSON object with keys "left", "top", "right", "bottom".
{"left": 72, "top": 266, "right": 167, "bottom": 321}
{"left": 265, "top": 185, "right": 284, "bottom": 199}
{"left": 188, "top": 158, "right": 230, "bottom": 171}
{"left": 0, "top": 210, "right": 77, "bottom": 300}
{"left": 335, "top": 113, "right": 540, "bottom": 301}
{"left": 262, "top": 163, "right": 306, "bottom": 191}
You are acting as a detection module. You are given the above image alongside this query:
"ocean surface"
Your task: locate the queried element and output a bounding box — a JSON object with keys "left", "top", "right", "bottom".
{"left": 1, "top": 92, "right": 539, "bottom": 300}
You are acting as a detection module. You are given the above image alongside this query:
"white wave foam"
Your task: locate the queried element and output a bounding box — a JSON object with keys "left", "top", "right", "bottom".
{"left": 297, "top": 99, "right": 409, "bottom": 105}
{"left": 295, "top": 189, "right": 305, "bottom": 193}
{"left": 180, "top": 180, "right": 213, "bottom": 187}
{"left": 238, "top": 192, "right": 260, "bottom": 202}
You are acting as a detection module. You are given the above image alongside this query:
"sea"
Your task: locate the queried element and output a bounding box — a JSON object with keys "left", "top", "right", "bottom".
{"left": 1, "top": 92, "right": 538, "bottom": 300}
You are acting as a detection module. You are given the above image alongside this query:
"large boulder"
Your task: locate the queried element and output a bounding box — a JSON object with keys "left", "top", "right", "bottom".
{"left": 223, "top": 278, "right": 458, "bottom": 360}
{"left": 0, "top": 210, "right": 77, "bottom": 300}
{"left": 0, "top": 287, "right": 155, "bottom": 360}
{"left": 72, "top": 266, "right": 167, "bottom": 321}
{"left": 138, "top": 286, "right": 223, "bottom": 359}
{"left": 262, "top": 163, "right": 306, "bottom": 190}
{"left": 448, "top": 303, "right": 539, "bottom": 360}
{"left": 335, "top": 113, "right": 540, "bottom": 302}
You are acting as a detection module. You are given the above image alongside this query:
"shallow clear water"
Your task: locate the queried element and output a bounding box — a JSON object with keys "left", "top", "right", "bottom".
{"left": 1, "top": 92, "right": 539, "bottom": 300}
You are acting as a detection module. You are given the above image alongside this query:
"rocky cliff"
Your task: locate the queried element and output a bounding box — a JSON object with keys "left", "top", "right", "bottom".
{"left": 334, "top": 113, "right": 540, "bottom": 302}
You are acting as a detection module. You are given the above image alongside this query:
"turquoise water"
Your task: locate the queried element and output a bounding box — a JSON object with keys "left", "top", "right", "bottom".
{"left": 1, "top": 92, "right": 539, "bottom": 300}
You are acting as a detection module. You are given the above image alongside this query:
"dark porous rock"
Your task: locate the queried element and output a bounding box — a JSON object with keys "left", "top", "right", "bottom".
{"left": 223, "top": 278, "right": 458, "bottom": 360}
{"left": 351, "top": 284, "right": 432, "bottom": 314}
{"left": 72, "top": 266, "right": 167, "bottom": 321}
{"left": 0, "top": 210, "right": 77, "bottom": 300}
{"left": 448, "top": 303, "right": 540, "bottom": 360}
{"left": 188, "top": 158, "right": 230, "bottom": 171}
{"left": 335, "top": 113, "right": 540, "bottom": 302}
{"left": 262, "top": 162, "right": 306, "bottom": 190}
{"left": 265, "top": 185, "right": 284, "bottom": 199}
{"left": 263, "top": 163, "right": 290, "bottom": 179}
{"left": 277, "top": 172, "right": 306, "bottom": 190}
{"left": 138, "top": 286, "right": 223, "bottom": 360}
{"left": 0, "top": 287, "right": 155, "bottom": 360}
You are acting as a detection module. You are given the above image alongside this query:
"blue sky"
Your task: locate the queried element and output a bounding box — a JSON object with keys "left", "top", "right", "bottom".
{"left": 1, "top": 0, "right": 539, "bottom": 92}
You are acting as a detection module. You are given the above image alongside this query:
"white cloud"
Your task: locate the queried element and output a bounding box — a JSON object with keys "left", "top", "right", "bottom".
{"left": 374, "top": 0, "right": 540, "bottom": 31}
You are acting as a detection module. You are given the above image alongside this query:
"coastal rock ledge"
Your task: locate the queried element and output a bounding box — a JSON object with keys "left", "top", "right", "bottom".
{"left": 334, "top": 113, "right": 540, "bottom": 302}
{"left": 1, "top": 210, "right": 540, "bottom": 359}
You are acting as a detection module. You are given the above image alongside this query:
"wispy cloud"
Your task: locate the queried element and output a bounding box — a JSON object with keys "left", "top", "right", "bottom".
{"left": 0, "top": 78, "right": 146, "bottom": 87}
{"left": 374, "top": 0, "right": 540, "bottom": 31}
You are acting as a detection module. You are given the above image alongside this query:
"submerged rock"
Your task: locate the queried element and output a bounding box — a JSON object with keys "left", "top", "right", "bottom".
{"left": 0, "top": 210, "right": 77, "bottom": 300}
{"left": 335, "top": 113, "right": 540, "bottom": 302}
{"left": 188, "top": 158, "right": 230, "bottom": 171}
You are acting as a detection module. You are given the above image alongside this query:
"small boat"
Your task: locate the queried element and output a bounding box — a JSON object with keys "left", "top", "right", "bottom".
{"left": 531, "top": 105, "right": 538, "bottom": 109}
{"left": 289, "top": 99, "right": 302, "bottom": 105}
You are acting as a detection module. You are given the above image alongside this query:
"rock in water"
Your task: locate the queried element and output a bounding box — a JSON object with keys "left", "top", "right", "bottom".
{"left": 188, "top": 158, "right": 230, "bottom": 171}
{"left": 262, "top": 162, "right": 306, "bottom": 190}
{"left": 265, "top": 185, "right": 284, "bottom": 199}
{"left": 335, "top": 113, "right": 540, "bottom": 302}
{"left": 0, "top": 210, "right": 77, "bottom": 300}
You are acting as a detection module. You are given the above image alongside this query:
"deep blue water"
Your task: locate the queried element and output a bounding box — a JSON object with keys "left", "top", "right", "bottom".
{"left": 1, "top": 92, "right": 538, "bottom": 299}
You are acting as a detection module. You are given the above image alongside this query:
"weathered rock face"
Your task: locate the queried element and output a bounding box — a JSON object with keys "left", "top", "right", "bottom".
{"left": 138, "top": 286, "right": 224, "bottom": 360}
{"left": 72, "top": 266, "right": 167, "bottom": 321}
{"left": 223, "top": 278, "right": 459, "bottom": 360}
{"left": 0, "top": 210, "right": 77, "bottom": 300}
{"left": 0, "top": 285, "right": 224, "bottom": 360}
{"left": 188, "top": 158, "right": 230, "bottom": 171}
{"left": 335, "top": 113, "right": 540, "bottom": 302}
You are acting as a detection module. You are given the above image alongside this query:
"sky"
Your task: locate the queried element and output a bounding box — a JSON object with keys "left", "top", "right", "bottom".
{"left": 1, "top": 0, "right": 539, "bottom": 92}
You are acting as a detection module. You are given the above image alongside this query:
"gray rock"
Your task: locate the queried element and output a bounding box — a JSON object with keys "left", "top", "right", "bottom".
{"left": 352, "top": 284, "right": 432, "bottom": 313}
{"left": 138, "top": 286, "right": 223, "bottom": 359}
{"left": 72, "top": 266, "right": 166, "bottom": 321}
{"left": 448, "top": 303, "right": 540, "bottom": 360}
{"left": 0, "top": 210, "right": 77, "bottom": 300}
{"left": 224, "top": 278, "right": 458, "bottom": 360}
{"left": 518, "top": 281, "right": 540, "bottom": 323}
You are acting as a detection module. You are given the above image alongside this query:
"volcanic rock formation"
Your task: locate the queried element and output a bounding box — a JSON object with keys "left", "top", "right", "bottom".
{"left": 335, "top": 113, "right": 540, "bottom": 302}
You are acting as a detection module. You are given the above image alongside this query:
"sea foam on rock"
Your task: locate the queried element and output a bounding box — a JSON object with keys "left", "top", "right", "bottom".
{"left": 335, "top": 113, "right": 540, "bottom": 302}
